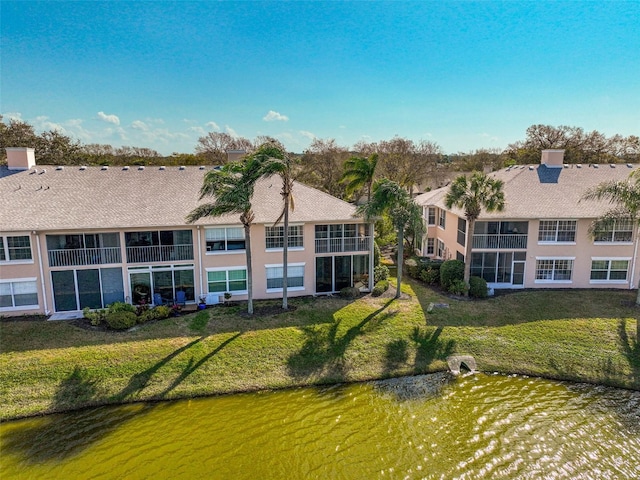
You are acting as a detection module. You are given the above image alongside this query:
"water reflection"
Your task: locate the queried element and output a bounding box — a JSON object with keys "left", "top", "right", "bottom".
{"left": 2, "top": 373, "right": 640, "bottom": 479}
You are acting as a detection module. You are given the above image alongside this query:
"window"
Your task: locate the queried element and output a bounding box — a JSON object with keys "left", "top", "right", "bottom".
{"left": 0, "top": 279, "right": 38, "bottom": 310}
{"left": 266, "top": 264, "right": 305, "bottom": 291}
{"left": 426, "top": 238, "right": 435, "bottom": 255}
{"left": 594, "top": 219, "right": 634, "bottom": 243}
{"left": 457, "top": 218, "right": 466, "bottom": 246}
{"left": 427, "top": 207, "right": 436, "bottom": 226}
{"left": 438, "top": 209, "right": 446, "bottom": 229}
{"left": 590, "top": 259, "right": 629, "bottom": 282}
{"left": 0, "top": 235, "right": 32, "bottom": 262}
{"left": 535, "top": 259, "right": 574, "bottom": 282}
{"left": 437, "top": 240, "right": 445, "bottom": 258}
{"left": 207, "top": 268, "right": 247, "bottom": 294}
{"left": 456, "top": 251, "right": 465, "bottom": 262}
{"left": 265, "top": 225, "right": 303, "bottom": 249}
{"left": 538, "top": 220, "right": 576, "bottom": 243}
{"left": 205, "top": 227, "right": 245, "bottom": 252}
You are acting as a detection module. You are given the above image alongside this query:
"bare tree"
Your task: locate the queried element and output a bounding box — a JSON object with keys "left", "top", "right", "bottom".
{"left": 298, "top": 138, "right": 349, "bottom": 198}
{"left": 195, "top": 132, "right": 253, "bottom": 164}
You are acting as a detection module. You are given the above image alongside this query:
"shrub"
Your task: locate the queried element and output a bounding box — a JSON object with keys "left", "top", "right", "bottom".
{"left": 448, "top": 279, "right": 468, "bottom": 296}
{"left": 340, "top": 286, "right": 360, "bottom": 299}
{"left": 374, "top": 265, "right": 389, "bottom": 283}
{"left": 373, "top": 241, "right": 381, "bottom": 267}
{"left": 469, "top": 276, "right": 488, "bottom": 298}
{"left": 419, "top": 267, "right": 440, "bottom": 285}
{"left": 105, "top": 311, "right": 137, "bottom": 330}
{"left": 83, "top": 307, "right": 106, "bottom": 326}
{"left": 440, "top": 260, "right": 465, "bottom": 291}
{"left": 107, "top": 302, "right": 136, "bottom": 314}
{"left": 371, "top": 279, "right": 390, "bottom": 297}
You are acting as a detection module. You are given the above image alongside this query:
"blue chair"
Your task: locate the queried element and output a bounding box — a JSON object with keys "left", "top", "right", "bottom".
{"left": 153, "top": 293, "right": 163, "bottom": 306}
{"left": 175, "top": 290, "right": 186, "bottom": 307}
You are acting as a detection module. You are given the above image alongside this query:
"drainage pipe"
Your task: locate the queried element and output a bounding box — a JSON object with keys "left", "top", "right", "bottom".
{"left": 34, "top": 232, "right": 50, "bottom": 315}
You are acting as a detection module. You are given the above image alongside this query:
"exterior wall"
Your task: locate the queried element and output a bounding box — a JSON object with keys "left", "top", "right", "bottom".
{"left": 423, "top": 207, "right": 464, "bottom": 261}
{"left": 0, "top": 231, "right": 43, "bottom": 315}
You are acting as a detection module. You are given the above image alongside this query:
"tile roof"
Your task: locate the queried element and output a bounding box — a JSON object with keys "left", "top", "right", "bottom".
{"left": 0, "top": 165, "right": 359, "bottom": 232}
{"left": 415, "top": 163, "right": 640, "bottom": 220}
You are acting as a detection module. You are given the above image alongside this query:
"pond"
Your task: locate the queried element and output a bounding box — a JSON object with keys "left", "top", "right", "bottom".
{"left": 2, "top": 373, "right": 639, "bottom": 479}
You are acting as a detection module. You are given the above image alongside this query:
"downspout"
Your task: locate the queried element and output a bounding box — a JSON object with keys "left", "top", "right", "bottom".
{"left": 369, "top": 221, "right": 375, "bottom": 291}
{"left": 197, "top": 225, "right": 204, "bottom": 299}
{"left": 630, "top": 225, "right": 639, "bottom": 291}
{"left": 34, "top": 232, "right": 49, "bottom": 315}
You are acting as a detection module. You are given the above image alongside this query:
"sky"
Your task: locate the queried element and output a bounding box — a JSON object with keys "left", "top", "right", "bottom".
{"left": 1, "top": 1, "right": 639, "bottom": 155}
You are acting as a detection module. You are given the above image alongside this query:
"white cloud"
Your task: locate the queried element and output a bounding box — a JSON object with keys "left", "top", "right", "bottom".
{"left": 97, "top": 111, "right": 120, "bottom": 125}
{"left": 225, "top": 125, "right": 239, "bottom": 137}
{"left": 300, "top": 130, "right": 316, "bottom": 140}
{"left": 189, "top": 126, "right": 207, "bottom": 135}
{"left": 263, "top": 110, "right": 289, "bottom": 122}
{"left": 205, "top": 121, "right": 220, "bottom": 130}
{"left": 34, "top": 115, "right": 66, "bottom": 133}
{"left": 131, "top": 120, "right": 149, "bottom": 131}
{"left": 2, "top": 112, "right": 23, "bottom": 121}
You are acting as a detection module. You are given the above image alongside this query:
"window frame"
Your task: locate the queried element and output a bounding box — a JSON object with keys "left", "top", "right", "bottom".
{"left": 438, "top": 209, "right": 446, "bottom": 229}
{"left": 426, "top": 238, "right": 435, "bottom": 256}
{"left": 593, "top": 219, "right": 634, "bottom": 244}
{"left": 206, "top": 267, "right": 248, "bottom": 294}
{"left": 0, "top": 278, "right": 39, "bottom": 311}
{"left": 537, "top": 220, "right": 577, "bottom": 244}
{"left": 265, "top": 263, "right": 305, "bottom": 293}
{"left": 427, "top": 207, "right": 436, "bottom": 226}
{"left": 534, "top": 257, "right": 575, "bottom": 283}
{"left": 0, "top": 235, "right": 33, "bottom": 263}
{"left": 265, "top": 224, "right": 304, "bottom": 251}
{"left": 205, "top": 227, "right": 246, "bottom": 254}
{"left": 589, "top": 258, "right": 630, "bottom": 283}
{"left": 437, "top": 239, "right": 445, "bottom": 258}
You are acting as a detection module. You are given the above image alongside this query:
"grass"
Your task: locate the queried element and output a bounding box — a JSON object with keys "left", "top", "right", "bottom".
{"left": 1, "top": 281, "right": 638, "bottom": 421}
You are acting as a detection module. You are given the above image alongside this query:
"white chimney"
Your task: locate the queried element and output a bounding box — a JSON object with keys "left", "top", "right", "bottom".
{"left": 540, "top": 149, "right": 564, "bottom": 168}
{"left": 6, "top": 147, "right": 36, "bottom": 170}
{"left": 226, "top": 149, "right": 246, "bottom": 163}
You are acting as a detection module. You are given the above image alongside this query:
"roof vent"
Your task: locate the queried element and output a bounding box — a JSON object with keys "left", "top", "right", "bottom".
{"left": 56, "top": 166, "right": 64, "bottom": 171}
{"left": 199, "top": 166, "right": 205, "bottom": 170}
{"left": 30, "top": 168, "right": 38, "bottom": 174}
{"left": 576, "top": 164, "right": 582, "bottom": 168}
{"left": 520, "top": 165, "right": 525, "bottom": 169}
{"left": 159, "top": 166, "right": 166, "bottom": 170}
{"left": 627, "top": 164, "right": 633, "bottom": 168}
{"left": 610, "top": 164, "right": 615, "bottom": 168}
{"left": 528, "top": 166, "right": 534, "bottom": 171}
{"left": 593, "top": 164, "right": 599, "bottom": 169}
{"left": 179, "top": 165, "right": 186, "bottom": 170}
{"left": 138, "top": 166, "right": 145, "bottom": 171}
{"left": 123, "top": 166, "right": 130, "bottom": 171}
{"left": 39, "top": 169, "right": 46, "bottom": 174}
{"left": 563, "top": 164, "right": 569, "bottom": 168}
{"left": 79, "top": 166, "right": 87, "bottom": 170}
{"left": 101, "top": 166, "right": 108, "bottom": 170}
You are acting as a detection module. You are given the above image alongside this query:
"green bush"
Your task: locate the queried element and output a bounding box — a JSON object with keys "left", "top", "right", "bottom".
{"left": 105, "top": 311, "right": 137, "bottom": 330}
{"left": 448, "top": 279, "right": 468, "bottom": 296}
{"left": 138, "top": 305, "right": 173, "bottom": 323}
{"left": 440, "top": 260, "right": 465, "bottom": 291}
{"left": 83, "top": 307, "right": 106, "bottom": 326}
{"left": 340, "top": 286, "right": 361, "bottom": 299}
{"left": 374, "top": 265, "right": 389, "bottom": 283}
{"left": 419, "top": 267, "right": 440, "bottom": 285}
{"left": 371, "top": 279, "right": 390, "bottom": 297}
{"left": 469, "top": 276, "right": 488, "bottom": 298}
{"left": 373, "top": 242, "right": 381, "bottom": 267}
{"left": 107, "top": 302, "right": 136, "bottom": 314}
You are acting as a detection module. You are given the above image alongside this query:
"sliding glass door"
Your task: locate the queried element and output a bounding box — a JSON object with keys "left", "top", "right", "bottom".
{"left": 51, "top": 267, "right": 125, "bottom": 312}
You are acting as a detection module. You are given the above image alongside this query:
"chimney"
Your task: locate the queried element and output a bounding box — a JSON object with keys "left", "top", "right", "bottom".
{"left": 226, "top": 149, "right": 246, "bottom": 163}
{"left": 540, "top": 149, "right": 564, "bottom": 168}
{"left": 6, "top": 147, "right": 36, "bottom": 170}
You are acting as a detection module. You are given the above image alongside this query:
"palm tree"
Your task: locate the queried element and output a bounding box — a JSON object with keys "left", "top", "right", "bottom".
{"left": 582, "top": 170, "right": 640, "bottom": 316}
{"left": 357, "top": 179, "right": 425, "bottom": 299}
{"left": 445, "top": 171, "right": 505, "bottom": 293}
{"left": 247, "top": 143, "right": 295, "bottom": 310}
{"left": 186, "top": 157, "right": 264, "bottom": 315}
{"left": 342, "top": 153, "right": 378, "bottom": 203}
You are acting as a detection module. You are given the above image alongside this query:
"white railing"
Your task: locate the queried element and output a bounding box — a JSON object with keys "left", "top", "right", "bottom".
{"left": 315, "top": 237, "right": 371, "bottom": 254}
{"left": 126, "top": 244, "right": 194, "bottom": 263}
{"left": 472, "top": 234, "right": 528, "bottom": 250}
{"left": 48, "top": 247, "right": 121, "bottom": 267}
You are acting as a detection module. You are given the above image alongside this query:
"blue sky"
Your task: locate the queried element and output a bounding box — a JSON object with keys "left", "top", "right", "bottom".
{"left": 2, "top": 1, "right": 638, "bottom": 155}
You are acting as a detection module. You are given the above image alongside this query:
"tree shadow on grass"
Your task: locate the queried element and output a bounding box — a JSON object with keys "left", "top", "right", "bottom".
{"left": 2, "top": 333, "right": 242, "bottom": 463}
{"left": 287, "top": 298, "right": 396, "bottom": 380}
{"left": 411, "top": 326, "right": 456, "bottom": 371}
{"left": 618, "top": 319, "right": 640, "bottom": 385}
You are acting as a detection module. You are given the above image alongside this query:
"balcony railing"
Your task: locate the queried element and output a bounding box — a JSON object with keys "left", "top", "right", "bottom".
{"left": 472, "top": 234, "right": 528, "bottom": 250}
{"left": 315, "top": 237, "right": 371, "bottom": 254}
{"left": 126, "top": 244, "right": 194, "bottom": 264}
{"left": 48, "top": 247, "right": 122, "bottom": 267}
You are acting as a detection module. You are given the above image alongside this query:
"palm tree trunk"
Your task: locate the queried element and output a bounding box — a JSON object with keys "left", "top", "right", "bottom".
{"left": 396, "top": 228, "right": 404, "bottom": 299}
{"left": 464, "top": 218, "right": 475, "bottom": 296}
{"left": 282, "top": 195, "right": 289, "bottom": 310}
{"left": 244, "top": 223, "right": 253, "bottom": 315}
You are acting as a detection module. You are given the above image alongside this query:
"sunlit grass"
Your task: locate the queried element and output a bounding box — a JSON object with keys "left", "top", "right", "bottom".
{"left": 1, "top": 281, "right": 638, "bottom": 420}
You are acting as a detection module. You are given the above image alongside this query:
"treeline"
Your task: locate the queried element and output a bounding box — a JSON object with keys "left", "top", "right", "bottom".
{"left": 1, "top": 116, "right": 638, "bottom": 200}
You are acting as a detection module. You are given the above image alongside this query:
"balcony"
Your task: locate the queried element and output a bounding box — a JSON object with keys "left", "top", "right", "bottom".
{"left": 126, "top": 244, "right": 194, "bottom": 264}
{"left": 315, "top": 237, "right": 371, "bottom": 254}
{"left": 472, "top": 234, "right": 527, "bottom": 250}
{"left": 48, "top": 247, "right": 122, "bottom": 267}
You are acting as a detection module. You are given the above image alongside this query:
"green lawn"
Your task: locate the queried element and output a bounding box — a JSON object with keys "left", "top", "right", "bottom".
{"left": 1, "top": 281, "right": 638, "bottom": 421}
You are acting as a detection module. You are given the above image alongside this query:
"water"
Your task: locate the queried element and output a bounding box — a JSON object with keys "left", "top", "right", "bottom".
{"left": 2, "top": 373, "right": 639, "bottom": 479}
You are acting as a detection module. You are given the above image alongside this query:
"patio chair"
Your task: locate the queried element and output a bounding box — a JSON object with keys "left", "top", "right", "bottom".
{"left": 153, "top": 293, "right": 164, "bottom": 306}
{"left": 175, "top": 290, "right": 187, "bottom": 307}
